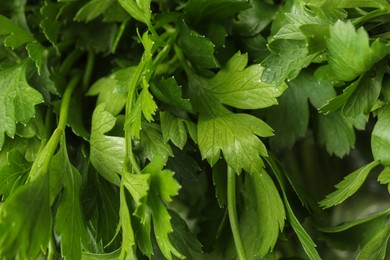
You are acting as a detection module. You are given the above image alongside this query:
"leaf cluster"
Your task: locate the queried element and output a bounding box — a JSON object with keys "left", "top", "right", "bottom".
{"left": 1, "top": 0, "right": 390, "bottom": 259}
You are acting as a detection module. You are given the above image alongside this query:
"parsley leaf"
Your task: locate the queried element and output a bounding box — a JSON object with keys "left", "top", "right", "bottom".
{"left": 0, "top": 63, "right": 43, "bottom": 149}
{"left": 327, "top": 20, "right": 389, "bottom": 81}
{"left": 90, "top": 103, "right": 125, "bottom": 186}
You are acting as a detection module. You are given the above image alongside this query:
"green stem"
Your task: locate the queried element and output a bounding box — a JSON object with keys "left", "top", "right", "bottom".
{"left": 227, "top": 167, "right": 247, "bottom": 260}
{"left": 59, "top": 49, "right": 82, "bottom": 76}
{"left": 82, "top": 50, "right": 95, "bottom": 92}
{"left": 124, "top": 58, "right": 146, "bottom": 174}
{"left": 353, "top": 8, "right": 390, "bottom": 26}
{"left": 29, "top": 74, "right": 81, "bottom": 181}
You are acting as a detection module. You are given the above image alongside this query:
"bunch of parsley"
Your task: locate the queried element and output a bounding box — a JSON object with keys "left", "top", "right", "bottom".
{"left": 1, "top": 0, "right": 390, "bottom": 259}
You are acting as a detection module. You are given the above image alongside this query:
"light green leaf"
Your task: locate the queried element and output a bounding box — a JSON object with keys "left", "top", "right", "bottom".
{"left": 140, "top": 82, "right": 157, "bottom": 122}
{"left": 357, "top": 222, "right": 390, "bottom": 260}
{"left": 75, "top": 0, "right": 115, "bottom": 22}
{"left": 203, "top": 52, "right": 285, "bottom": 109}
{"left": 26, "top": 41, "right": 47, "bottom": 75}
{"left": 198, "top": 111, "right": 273, "bottom": 174}
{"left": 0, "top": 15, "right": 34, "bottom": 49}
{"left": 320, "top": 161, "right": 380, "bottom": 208}
{"left": 140, "top": 157, "right": 182, "bottom": 259}
{"left": 119, "top": 185, "right": 136, "bottom": 260}
{"left": 87, "top": 67, "right": 134, "bottom": 115}
{"left": 378, "top": 167, "right": 390, "bottom": 193}
{"left": 343, "top": 63, "right": 386, "bottom": 117}
{"left": 372, "top": 106, "right": 390, "bottom": 166}
{"left": 55, "top": 140, "right": 89, "bottom": 260}
{"left": 0, "top": 174, "right": 51, "bottom": 259}
{"left": 326, "top": 20, "right": 389, "bottom": 81}
{"left": 118, "top": 0, "right": 151, "bottom": 25}
{"left": 122, "top": 172, "right": 150, "bottom": 219}
{"left": 317, "top": 113, "right": 355, "bottom": 157}
{"left": 82, "top": 248, "right": 121, "bottom": 259}
{"left": 319, "top": 77, "right": 360, "bottom": 115}
{"left": 178, "top": 21, "right": 220, "bottom": 70}
{"left": 0, "top": 63, "right": 44, "bottom": 149}
{"left": 127, "top": 84, "right": 157, "bottom": 139}
{"left": 246, "top": 172, "right": 285, "bottom": 256}
{"left": 309, "top": 0, "right": 389, "bottom": 8}
{"left": 0, "top": 150, "right": 30, "bottom": 199}
{"left": 160, "top": 111, "right": 188, "bottom": 149}
{"left": 39, "top": 1, "right": 62, "bottom": 49}
{"left": 138, "top": 123, "right": 173, "bottom": 162}
{"left": 90, "top": 103, "right": 125, "bottom": 186}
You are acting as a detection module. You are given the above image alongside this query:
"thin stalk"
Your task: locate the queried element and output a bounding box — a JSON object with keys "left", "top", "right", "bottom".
{"left": 124, "top": 59, "right": 146, "bottom": 175}
{"left": 59, "top": 49, "right": 82, "bottom": 76}
{"left": 82, "top": 50, "right": 95, "bottom": 92}
{"left": 227, "top": 167, "right": 247, "bottom": 260}
{"left": 29, "top": 74, "right": 81, "bottom": 181}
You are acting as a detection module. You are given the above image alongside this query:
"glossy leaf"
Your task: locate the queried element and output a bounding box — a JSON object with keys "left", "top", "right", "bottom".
{"left": 90, "top": 103, "right": 125, "bottom": 186}
{"left": 0, "top": 63, "right": 43, "bottom": 149}
{"left": 326, "top": 20, "right": 389, "bottom": 81}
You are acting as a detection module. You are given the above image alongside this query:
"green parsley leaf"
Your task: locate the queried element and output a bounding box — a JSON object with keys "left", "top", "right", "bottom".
{"left": 138, "top": 122, "right": 173, "bottom": 162}
{"left": 178, "top": 21, "right": 220, "bottom": 70}
{"left": 356, "top": 221, "right": 390, "bottom": 260}
{"left": 75, "top": 0, "right": 115, "bottom": 22}
{"left": 54, "top": 140, "right": 89, "bottom": 260}
{"left": 150, "top": 77, "right": 193, "bottom": 113}
{"left": 169, "top": 210, "right": 203, "bottom": 257}
{"left": 378, "top": 167, "right": 390, "bottom": 193}
{"left": 90, "top": 103, "right": 125, "bottom": 186}
{"left": 0, "top": 63, "right": 44, "bottom": 149}
{"left": 118, "top": 185, "right": 136, "bottom": 260}
{"left": 261, "top": 39, "right": 314, "bottom": 85}
{"left": 319, "top": 209, "right": 390, "bottom": 252}
{"left": 118, "top": 0, "right": 151, "bottom": 26}
{"left": 198, "top": 112, "right": 272, "bottom": 174}
{"left": 0, "top": 15, "right": 34, "bottom": 49}
{"left": 160, "top": 111, "right": 192, "bottom": 150}
{"left": 266, "top": 77, "right": 309, "bottom": 150}
{"left": 234, "top": 0, "right": 278, "bottom": 37}
{"left": 39, "top": 2, "right": 62, "bottom": 49}
{"left": 309, "top": 0, "right": 390, "bottom": 8}
{"left": 0, "top": 150, "right": 30, "bottom": 199}
{"left": 240, "top": 171, "right": 285, "bottom": 257}
{"left": 326, "top": 20, "right": 389, "bottom": 81}
{"left": 266, "top": 156, "right": 321, "bottom": 260}
{"left": 87, "top": 68, "right": 132, "bottom": 115}
{"left": 317, "top": 113, "right": 355, "bottom": 157}
{"left": 143, "top": 156, "right": 182, "bottom": 259}
{"left": 319, "top": 161, "right": 381, "bottom": 208}
{"left": 372, "top": 106, "right": 390, "bottom": 166}
{"left": 0, "top": 174, "right": 51, "bottom": 259}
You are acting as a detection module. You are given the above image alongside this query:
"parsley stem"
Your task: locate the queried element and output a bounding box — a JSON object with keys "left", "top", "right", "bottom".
{"left": 82, "top": 50, "right": 94, "bottom": 93}
{"left": 227, "top": 167, "right": 247, "bottom": 260}
{"left": 29, "top": 74, "right": 81, "bottom": 181}
{"left": 124, "top": 57, "right": 146, "bottom": 175}
{"left": 59, "top": 49, "right": 82, "bottom": 76}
